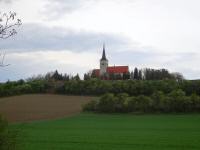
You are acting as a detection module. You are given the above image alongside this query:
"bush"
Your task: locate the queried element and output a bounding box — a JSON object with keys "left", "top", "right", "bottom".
{"left": 151, "top": 91, "right": 165, "bottom": 112}
{"left": 168, "top": 89, "right": 188, "bottom": 112}
{"left": 83, "top": 91, "right": 200, "bottom": 113}
{"left": 97, "top": 93, "right": 116, "bottom": 112}
{"left": 82, "top": 99, "right": 98, "bottom": 112}
{"left": 190, "top": 93, "right": 200, "bottom": 112}
{"left": 0, "top": 116, "right": 17, "bottom": 150}
{"left": 114, "top": 93, "right": 129, "bottom": 112}
{"left": 135, "top": 95, "right": 153, "bottom": 112}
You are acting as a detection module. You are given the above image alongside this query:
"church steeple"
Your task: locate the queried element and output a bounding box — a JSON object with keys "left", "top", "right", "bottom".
{"left": 101, "top": 43, "right": 107, "bottom": 61}
{"left": 100, "top": 43, "right": 108, "bottom": 76}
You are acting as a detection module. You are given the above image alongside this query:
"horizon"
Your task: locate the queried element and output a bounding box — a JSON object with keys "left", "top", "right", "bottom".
{"left": 1, "top": 0, "right": 200, "bottom": 81}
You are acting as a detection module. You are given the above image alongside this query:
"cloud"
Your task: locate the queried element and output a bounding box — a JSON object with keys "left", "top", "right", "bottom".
{"left": 109, "top": 50, "right": 200, "bottom": 80}
{"left": 0, "top": 50, "right": 98, "bottom": 81}
{"left": 1, "top": 48, "right": 200, "bottom": 82}
{"left": 43, "top": 0, "right": 135, "bottom": 19}
{"left": 0, "top": 23, "right": 132, "bottom": 52}
{"left": 0, "top": 0, "right": 13, "bottom": 4}
{"left": 43, "top": 0, "right": 93, "bottom": 19}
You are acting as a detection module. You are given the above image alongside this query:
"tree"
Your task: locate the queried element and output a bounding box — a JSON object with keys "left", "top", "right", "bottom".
{"left": 74, "top": 74, "right": 80, "bottom": 81}
{"left": 0, "top": 12, "right": 22, "bottom": 67}
{"left": 0, "top": 12, "right": 22, "bottom": 39}
{"left": 52, "top": 70, "right": 63, "bottom": 80}
{"left": 138, "top": 70, "right": 142, "bottom": 80}
{"left": 130, "top": 71, "right": 134, "bottom": 80}
{"left": 97, "top": 93, "right": 115, "bottom": 112}
{"left": 134, "top": 67, "right": 139, "bottom": 80}
{"left": 84, "top": 73, "right": 90, "bottom": 80}
{"left": 171, "top": 72, "right": 184, "bottom": 81}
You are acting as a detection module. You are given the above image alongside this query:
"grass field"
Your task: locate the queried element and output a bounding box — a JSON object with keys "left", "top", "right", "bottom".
{"left": 10, "top": 113, "right": 200, "bottom": 150}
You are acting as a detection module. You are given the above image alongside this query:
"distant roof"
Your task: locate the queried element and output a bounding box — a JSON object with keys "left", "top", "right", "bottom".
{"left": 93, "top": 66, "right": 129, "bottom": 77}
{"left": 107, "top": 66, "right": 129, "bottom": 74}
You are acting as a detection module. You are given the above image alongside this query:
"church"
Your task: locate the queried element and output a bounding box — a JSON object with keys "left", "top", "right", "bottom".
{"left": 93, "top": 44, "right": 129, "bottom": 79}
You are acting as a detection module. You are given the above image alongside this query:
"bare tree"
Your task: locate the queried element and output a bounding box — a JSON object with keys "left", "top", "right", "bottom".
{"left": 0, "top": 11, "right": 22, "bottom": 67}
{"left": 0, "top": 11, "right": 22, "bottom": 39}
{"left": 0, "top": 52, "right": 10, "bottom": 67}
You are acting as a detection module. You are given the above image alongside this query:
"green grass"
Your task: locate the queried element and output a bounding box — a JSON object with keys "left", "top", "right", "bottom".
{"left": 10, "top": 113, "right": 200, "bottom": 150}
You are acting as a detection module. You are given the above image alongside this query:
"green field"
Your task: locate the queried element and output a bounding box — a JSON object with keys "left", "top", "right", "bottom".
{"left": 10, "top": 113, "right": 200, "bottom": 150}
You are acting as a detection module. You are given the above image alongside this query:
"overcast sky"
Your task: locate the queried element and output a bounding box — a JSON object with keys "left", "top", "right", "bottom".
{"left": 0, "top": 0, "right": 200, "bottom": 81}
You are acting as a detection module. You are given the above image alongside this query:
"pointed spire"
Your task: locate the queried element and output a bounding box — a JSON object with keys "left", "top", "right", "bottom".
{"left": 101, "top": 43, "right": 107, "bottom": 60}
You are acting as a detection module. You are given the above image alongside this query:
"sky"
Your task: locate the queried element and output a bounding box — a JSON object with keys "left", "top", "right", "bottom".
{"left": 0, "top": 0, "right": 200, "bottom": 81}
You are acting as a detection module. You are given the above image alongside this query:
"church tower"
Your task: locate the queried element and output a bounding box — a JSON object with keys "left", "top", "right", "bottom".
{"left": 100, "top": 44, "right": 108, "bottom": 76}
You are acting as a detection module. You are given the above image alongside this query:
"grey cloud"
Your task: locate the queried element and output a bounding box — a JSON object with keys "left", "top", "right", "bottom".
{"left": 0, "top": 0, "right": 12, "bottom": 3}
{"left": 0, "top": 23, "right": 131, "bottom": 52}
{"left": 110, "top": 50, "right": 199, "bottom": 80}
{"left": 43, "top": 0, "right": 93, "bottom": 18}
{"left": 43, "top": 0, "right": 135, "bottom": 19}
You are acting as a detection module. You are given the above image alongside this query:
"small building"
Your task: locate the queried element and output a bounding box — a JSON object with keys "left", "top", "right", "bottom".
{"left": 93, "top": 44, "right": 129, "bottom": 79}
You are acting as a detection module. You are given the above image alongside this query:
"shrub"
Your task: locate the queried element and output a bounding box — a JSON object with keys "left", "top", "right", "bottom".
{"left": 82, "top": 99, "right": 98, "bottom": 112}
{"left": 97, "top": 93, "right": 116, "bottom": 112}
{"left": 83, "top": 91, "right": 200, "bottom": 113}
{"left": 168, "top": 89, "right": 188, "bottom": 112}
{"left": 151, "top": 91, "right": 165, "bottom": 112}
{"left": 114, "top": 93, "right": 129, "bottom": 112}
{"left": 135, "top": 95, "right": 153, "bottom": 112}
{"left": 190, "top": 93, "right": 200, "bottom": 112}
{"left": 0, "top": 115, "right": 17, "bottom": 150}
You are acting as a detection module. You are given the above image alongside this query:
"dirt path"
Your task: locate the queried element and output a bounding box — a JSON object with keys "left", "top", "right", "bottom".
{"left": 0, "top": 94, "right": 93, "bottom": 123}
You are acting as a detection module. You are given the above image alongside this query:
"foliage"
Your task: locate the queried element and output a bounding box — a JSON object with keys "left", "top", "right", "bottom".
{"left": 0, "top": 12, "right": 22, "bottom": 67}
{"left": 82, "top": 100, "right": 98, "bottom": 112}
{"left": 0, "top": 12, "right": 22, "bottom": 39}
{"left": 83, "top": 90, "right": 200, "bottom": 113}
{"left": 1, "top": 75, "right": 200, "bottom": 99}
{"left": 0, "top": 116, "right": 17, "bottom": 150}
{"left": 90, "top": 67, "right": 183, "bottom": 81}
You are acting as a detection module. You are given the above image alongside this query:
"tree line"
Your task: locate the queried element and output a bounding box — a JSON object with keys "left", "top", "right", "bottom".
{"left": 83, "top": 91, "right": 200, "bottom": 113}
{"left": 87, "top": 67, "right": 184, "bottom": 81}
{"left": 0, "top": 70, "right": 199, "bottom": 98}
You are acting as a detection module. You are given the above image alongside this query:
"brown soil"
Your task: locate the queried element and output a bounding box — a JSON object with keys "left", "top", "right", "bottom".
{"left": 0, "top": 94, "right": 93, "bottom": 123}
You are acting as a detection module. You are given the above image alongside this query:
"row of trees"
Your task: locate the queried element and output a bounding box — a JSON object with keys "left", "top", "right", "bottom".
{"left": 83, "top": 90, "right": 200, "bottom": 113}
{"left": 1, "top": 77, "right": 200, "bottom": 97}
{"left": 26, "top": 70, "right": 81, "bottom": 82}
{"left": 88, "top": 68, "right": 184, "bottom": 81}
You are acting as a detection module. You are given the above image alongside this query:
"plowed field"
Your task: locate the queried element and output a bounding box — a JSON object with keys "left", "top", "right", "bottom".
{"left": 0, "top": 94, "right": 93, "bottom": 122}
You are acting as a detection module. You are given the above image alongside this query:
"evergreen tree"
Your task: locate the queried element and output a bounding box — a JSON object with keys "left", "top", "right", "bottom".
{"left": 74, "top": 74, "right": 80, "bottom": 81}
{"left": 138, "top": 70, "right": 142, "bottom": 80}
{"left": 134, "top": 68, "right": 139, "bottom": 80}
{"left": 130, "top": 71, "right": 134, "bottom": 80}
{"left": 63, "top": 74, "right": 70, "bottom": 81}
{"left": 91, "top": 70, "right": 97, "bottom": 78}
{"left": 52, "top": 70, "right": 63, "bottom": 80}
{"left": 84, "top": 73, "right": 90, "bottom": 80}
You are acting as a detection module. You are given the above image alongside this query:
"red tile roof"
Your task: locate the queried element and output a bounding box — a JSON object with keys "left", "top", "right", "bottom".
{"left": 93, "top": 66, "right": 129, "bottom": 77}
{"left": 107, "top": 66, "right": 129, "bottom": 74}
